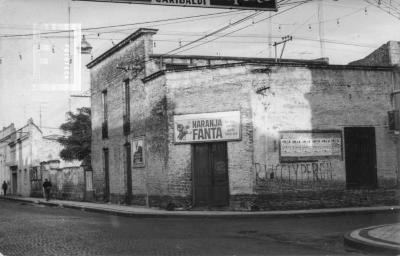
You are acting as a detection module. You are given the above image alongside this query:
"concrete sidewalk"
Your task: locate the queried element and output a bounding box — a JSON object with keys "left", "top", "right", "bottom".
{"left": 1, "top": 195, "right": 399, "bottom": 219}
{"left": 344, "top": 223, "right": 400, "bottom": 255}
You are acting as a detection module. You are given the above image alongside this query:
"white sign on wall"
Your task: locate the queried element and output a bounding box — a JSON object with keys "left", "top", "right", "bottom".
{"left": 280, "top": 131, "right": 342, "bottom": 162}
{"left": 174, "top": 111, "right": 241, "bottom": 144}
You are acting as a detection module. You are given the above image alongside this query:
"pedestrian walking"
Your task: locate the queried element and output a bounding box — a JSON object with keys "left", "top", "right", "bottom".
{"left": 42, "top": 179, "right": 52, "bottom": 201}
{"left": 2, "top": 181, "right": 7, "bottom": 196}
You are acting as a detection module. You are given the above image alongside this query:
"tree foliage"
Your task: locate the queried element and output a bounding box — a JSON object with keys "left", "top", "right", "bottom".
{"left": 58, "top": 107, "right": 91, "bottom": 166}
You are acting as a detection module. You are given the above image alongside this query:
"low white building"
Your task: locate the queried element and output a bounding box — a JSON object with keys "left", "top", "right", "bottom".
{"left": 0, "top": 124, "right": 16, "bottom": 194}
{"left": 1, "top": 119, "right": 66, "bottom": 196}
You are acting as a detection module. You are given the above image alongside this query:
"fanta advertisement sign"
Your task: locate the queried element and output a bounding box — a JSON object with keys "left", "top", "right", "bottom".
{"left": 174, "top": 111, "right": 241, "bottom": 144}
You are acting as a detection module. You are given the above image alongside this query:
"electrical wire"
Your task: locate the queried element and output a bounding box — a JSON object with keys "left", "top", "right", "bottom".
{"left": 32, "top": 34, "right": 379, "bottom": 50}
{"left": 169, "top": 0, "right": 313, "bottom": 55}
{"left": 307, "top": 6, "right": 367, "bottom": 25}
{"left": 84, "top": 10, "right": 253, "bottom": 36}
{"left": 0, "top": 11, "right": 250, "bottom": 41}
{"left": 0, "top": 0, "right": 313, "bottom": 39}
{"left": 165, "top": 11, "right": 262, "bottom": 55}
{"left": 0, "top": 10, "right": 245, "bottom": 38}
{"left": 88, "top": 0, "right": 313, "bottom": 95}
{"left": 364, "top": 0, "right": 400, "bottom": 19}
{"left": 150, "top": 37, "right": 380, "bottom": 49}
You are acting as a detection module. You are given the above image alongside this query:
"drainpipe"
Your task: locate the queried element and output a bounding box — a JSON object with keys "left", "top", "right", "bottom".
{"left": 391, "top": 69, "right": 400, "bottom": 188}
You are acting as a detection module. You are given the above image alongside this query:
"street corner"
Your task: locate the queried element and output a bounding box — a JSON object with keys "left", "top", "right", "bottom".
{"left": 344, "top": 223, "right": 400, "bottom": 255}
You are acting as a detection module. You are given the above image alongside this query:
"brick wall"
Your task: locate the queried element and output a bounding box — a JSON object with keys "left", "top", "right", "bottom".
{"left": 31, "top": 163, "right": 85, "bottom": 201}
{"left": 230, "top": 189, "right": 399, "bottom": 211}
{"left": 159, "top": 64, "right": 399, "bottom": 210}
{"left": 349, "top": 41, "right": 400, "bottom": 66}
{"left": 250, "top": 66, "right": 397, "bottom": 193}
{"left": 389, "top": 41, "right": 400, "bottom": 65}
{"left": 89, "top": 27, "right": 399, "bottom": 210}
{"left": 164, "top": 66, "right": 255, "bottom": 197}
{"left": 90, "top": 29, "right": 158, "bottom": 203}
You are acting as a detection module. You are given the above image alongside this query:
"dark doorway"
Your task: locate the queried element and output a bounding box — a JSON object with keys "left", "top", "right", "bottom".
{"left": 11, "top": 167, "right": 17, "bottom": 195}
{"left": 103, "top": 148, "right": 110, "bottom": 202}
{"left": 125, "top": 143, "right": 132, "bottom": 204}
{"left": 192, "top": 142, "right": 229, "bottom": 208}
{"left": 344, "top": 127, "right": 377, "bottom": 189}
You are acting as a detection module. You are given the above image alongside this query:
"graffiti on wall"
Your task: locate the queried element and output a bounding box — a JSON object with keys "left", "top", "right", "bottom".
{"left": 255, "top": 161, "right": 334, "bottom": 184}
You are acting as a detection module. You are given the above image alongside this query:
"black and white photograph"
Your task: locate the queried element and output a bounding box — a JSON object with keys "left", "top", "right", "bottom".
{"left": 0, "top": 0, "right": 399, "bottom": 255}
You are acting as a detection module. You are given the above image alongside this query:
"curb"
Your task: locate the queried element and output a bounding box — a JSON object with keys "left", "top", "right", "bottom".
{"left": 344, "top": 225, "right": 400, "bottom": 255}
{"left": 1, "top": 196, "right": 400, "bottom": 219}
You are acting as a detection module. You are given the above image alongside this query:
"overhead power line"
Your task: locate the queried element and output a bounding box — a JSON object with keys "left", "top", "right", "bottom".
{"left": 23, "top": 32, "right": 379, "bottom": 50}
{"left": 165, "top": 11, "right": 262, "bottom": 55}
{"left": 0, "top": 0, "right": 313, "bottom": 39}
{"left": 364, "top": 0, "right": 400, "bottom": 19}
{"left": 27, "top": 35, "right": 378, "bottom": 49}
{"left": 0, "top": 5, "right": 371, "bottom": 42}
{"left": 0, "top": 10, "right": 244, "bottom": 38}
{"left": 169, "top": 0, "right": 313, "bottom": 55}
{"left": 89, "top": 0, "right": 313, "bottom": 96}
{"left": 84, "top": 10, "right": 252, "bottom": 36}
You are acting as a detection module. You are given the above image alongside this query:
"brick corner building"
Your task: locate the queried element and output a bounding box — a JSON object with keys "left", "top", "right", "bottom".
{"left": 88, "top": 28, "right": 400, "bottom": 210}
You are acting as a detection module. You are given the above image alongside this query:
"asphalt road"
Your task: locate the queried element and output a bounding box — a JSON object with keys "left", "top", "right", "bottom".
{"left": 0, "top": 200, "right": 398, "bottom": 256}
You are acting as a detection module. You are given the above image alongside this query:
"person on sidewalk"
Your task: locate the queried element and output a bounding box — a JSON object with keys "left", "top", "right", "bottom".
{"left": 42, "top": 179, "right": 52, "bottom": 201}
{"left": 2, "top": 181, "right": 7, "bottom": 196}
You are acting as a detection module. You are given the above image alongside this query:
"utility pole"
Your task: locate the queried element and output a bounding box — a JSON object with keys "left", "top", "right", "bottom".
{"left": 268, "top": 12, "right": 272, "bottom": 58}
{"left": 68, "top": 0, "right": 72, "bottom": 113}
{"left": 39, "top": 104, "right": 42, "bottom": 129}
{"left": 318, "top": 0, "right": 326, "bottom": 58}
{"left": 35, "top": 101, "right": 48, "bottom": 129}
{"left": 273, "top": 35, "right": 293, "bottom": 62}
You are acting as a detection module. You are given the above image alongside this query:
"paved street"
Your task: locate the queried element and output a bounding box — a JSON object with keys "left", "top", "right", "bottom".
{"left": 0, "top": 200, "right": 398, "bottom": 256}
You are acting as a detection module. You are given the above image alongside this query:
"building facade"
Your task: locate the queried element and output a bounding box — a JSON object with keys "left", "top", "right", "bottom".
{"left": 0, "top": 118, "right": 88, "bottom": 198}
{"left": 1, "top": 119, "right": 62, "bottom": 196}
{"left": 89, "top": 28, "right": 400, "bottom": 210}
{"left": 0, "top": 124, "right": 16, "bottom": 194}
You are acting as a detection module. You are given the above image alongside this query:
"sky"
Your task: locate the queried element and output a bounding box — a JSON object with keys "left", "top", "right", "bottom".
{"left": 0, "top": 0, "right": 399, "bottom": 130}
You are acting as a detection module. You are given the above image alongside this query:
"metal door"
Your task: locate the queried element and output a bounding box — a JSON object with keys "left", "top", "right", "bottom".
{"left": 192, "top": 142, "right": 229, "bottom": 207}
{"left": 344, "top": 127, "right": 377, "bottom": 188}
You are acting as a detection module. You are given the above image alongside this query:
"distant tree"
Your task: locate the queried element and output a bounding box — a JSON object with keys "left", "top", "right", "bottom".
{"left": 58, "top": 107, "right": 91, "bottom": 166}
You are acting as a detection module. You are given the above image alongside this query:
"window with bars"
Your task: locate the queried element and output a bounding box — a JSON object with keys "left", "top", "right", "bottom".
{"left": 123, "top": 80, "right": 130, "bottom": 136}
{"left": 102, "top": 90, "right": 108, "bottom": 139}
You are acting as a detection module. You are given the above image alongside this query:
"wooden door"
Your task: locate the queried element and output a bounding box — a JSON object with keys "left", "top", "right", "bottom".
{"left": 103, "top": 148, "right": 110, "bottom": 202}
{"left": 193, "top": 143, "right": 210, "bottom": 207}
{"left": 192, "top": 142, "right": 229, "bottom": 207}
{"left": 12, "top": 171, "right": 17, "bottom": 195}
{"left": 344, "top": 127, "right": 377, "bottom": 189}
{"left": 125, "top": 143, "right": 132, "bottom": 204}
{"left": 210, "top": 143, "right": 229, "bottom": 206}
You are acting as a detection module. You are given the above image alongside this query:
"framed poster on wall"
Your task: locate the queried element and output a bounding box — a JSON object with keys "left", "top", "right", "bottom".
{"left": 280, "top": 130, "right": 342, "bottom": 162}
{"left": 132, "top": 137, "right": 145, "bottom": 167}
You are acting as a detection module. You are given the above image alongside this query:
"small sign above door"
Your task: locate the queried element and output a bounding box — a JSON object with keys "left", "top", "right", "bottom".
{"left": 174, "top": 111, "right": 241, "bottom": 144}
